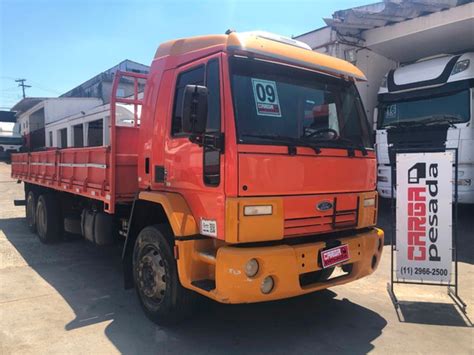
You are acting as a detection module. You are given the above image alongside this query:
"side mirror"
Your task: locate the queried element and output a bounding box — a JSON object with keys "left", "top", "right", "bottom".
{"left": 372, "top": 107, "right": 378, "bottom": 132}
{"left": 372, "top": 107, "right": 378, "bottom": 145}
{"left": 181, "top": 85, "right": 208, "bottom": 135}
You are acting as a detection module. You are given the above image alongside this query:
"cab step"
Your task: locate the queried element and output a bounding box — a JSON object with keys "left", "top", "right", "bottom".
{"left": 191, "top": 279, "right": 216, "bottom": 292}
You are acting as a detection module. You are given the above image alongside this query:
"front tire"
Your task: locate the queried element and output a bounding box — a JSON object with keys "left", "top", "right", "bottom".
{"left": 36, "top": 194, "right": 63, "bottom": 244}
{"left": 26, "top": 191, "right": 37, "bottom": 233}
{"left": 133, "top": 225, "right": 195, "bottom": 325}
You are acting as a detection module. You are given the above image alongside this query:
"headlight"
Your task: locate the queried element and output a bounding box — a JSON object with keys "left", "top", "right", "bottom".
{"left": 245, "top": 259, "right": 259, "bottom": 277}
{"left": 243, "top": 205, "right": 273, "bottom": 216}
{"left": 451, "top": 59, "right": 470, "bottom": 75}
{"left": 364, "top": 198, "right": 376, "bottom": 207}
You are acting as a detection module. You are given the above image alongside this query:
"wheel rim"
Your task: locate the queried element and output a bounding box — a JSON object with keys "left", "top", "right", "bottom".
{"left": 136, "top": 245, "right": 167, "bottom": 308}
{"left": 37, "top": 200, "right": 46, "bottom": 237}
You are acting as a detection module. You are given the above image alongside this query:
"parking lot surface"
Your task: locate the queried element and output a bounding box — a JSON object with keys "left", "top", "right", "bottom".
{"left": 0, "top": 161, "right": 472, "bottom": 354}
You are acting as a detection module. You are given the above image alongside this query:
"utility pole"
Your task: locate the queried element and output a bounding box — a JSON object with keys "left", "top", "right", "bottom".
{"left": 15, "top": 79, "right": 31, "bottom": 98}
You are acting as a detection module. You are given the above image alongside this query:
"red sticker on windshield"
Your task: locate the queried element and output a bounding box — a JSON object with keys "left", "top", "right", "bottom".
{"left": 251, "top": 78, "right": 281, "bottom": 117}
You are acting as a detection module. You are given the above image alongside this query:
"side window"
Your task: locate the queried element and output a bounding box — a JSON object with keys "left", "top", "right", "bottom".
{"left": 171, "top": 66, "right": 205, "bottom": 135}
{"left": 206, "top": 59, "right": 221, "bottom": 132}
{"left": 203, "top": 59, "right": 221, "bottom": 186}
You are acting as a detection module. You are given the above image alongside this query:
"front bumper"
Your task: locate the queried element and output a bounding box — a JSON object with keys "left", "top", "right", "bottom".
{"left": 178, "top": 227, "right": 384, "bottom": 304}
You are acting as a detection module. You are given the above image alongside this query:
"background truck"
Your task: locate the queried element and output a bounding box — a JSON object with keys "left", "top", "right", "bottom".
{"left": 0, "top": 121, "right": 22, "bottom": 159}
{"left": 11, "top": 31, "right": 384, "bottom": 324}
{"left": 375, "top": 52, "right": 474, "bottom": 203}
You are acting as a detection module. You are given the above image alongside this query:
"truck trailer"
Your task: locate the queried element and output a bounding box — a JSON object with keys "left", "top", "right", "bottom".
{"left": 11, "top": 31, "right": 384, "bottom": 324}
{"left": 375, "top": 52, "right": 474, "bottom": 203}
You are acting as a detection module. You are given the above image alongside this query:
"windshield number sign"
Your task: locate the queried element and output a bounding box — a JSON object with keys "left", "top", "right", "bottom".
{"left": 251, "top": 79, "right": 281, "bottom": 117}
{"left": 385, "top": 104, "right": 397, "bottom": 119}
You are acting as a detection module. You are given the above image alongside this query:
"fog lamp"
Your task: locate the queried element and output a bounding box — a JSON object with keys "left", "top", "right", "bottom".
{"left": 245, "top": 258, "right": 259, "bottom": 277}
{"left": 364, "top": 198, "right": 376, "bottom": 207}
{"left": 243, "top": 205, "right": 273, "bottom": 216}
{"left": 261, "top": 276, "right": 274, "bottom": 294}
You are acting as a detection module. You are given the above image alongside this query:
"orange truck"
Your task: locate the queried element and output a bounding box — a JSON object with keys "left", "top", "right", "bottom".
{"left": 11, "top": 31, "right": 384, "bottom": 324}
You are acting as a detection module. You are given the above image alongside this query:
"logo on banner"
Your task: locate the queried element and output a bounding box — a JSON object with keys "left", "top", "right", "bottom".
{"left": 406, "top": 162, "right": 440, "bottom": 262}
{"left": 396, "top": 152, "right": 452, "bottom": 283}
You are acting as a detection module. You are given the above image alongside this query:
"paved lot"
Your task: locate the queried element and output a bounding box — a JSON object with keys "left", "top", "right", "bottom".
{"left": 0, "top": 161, "right": 472, "bottom": 354}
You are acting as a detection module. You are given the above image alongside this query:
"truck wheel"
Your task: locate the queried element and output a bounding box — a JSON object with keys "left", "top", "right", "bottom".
{"left": 25, "top": 191, "right": 37, "bottom": 233}
{"left": 133, "top": 225, "right": 195, "bottom": 325}
{"left": 36, "top": 194, "right": 63, "bottom": 244}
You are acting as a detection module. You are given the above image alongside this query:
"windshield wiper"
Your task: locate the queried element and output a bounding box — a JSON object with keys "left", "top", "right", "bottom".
{"left": 241, "top": 134, "right": 368, "bottom": 157}
{"left": 303, "top": 137, "right": 368, "bottom": 157}
{"left": 240, "top": 134, "right": 321, "bottom": 155}
{"left": 384, "top": 114, "right": 461, "bottom": 129}
{"left": 414, "top": 115, "right": 461, "bottom": 128}
{"left": 333, "top": 137, "right": 368, "bottom": 156}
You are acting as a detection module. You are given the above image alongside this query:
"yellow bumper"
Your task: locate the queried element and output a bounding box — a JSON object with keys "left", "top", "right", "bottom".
{"left": 177, "top": 228, "right": 384, "bottom": 304}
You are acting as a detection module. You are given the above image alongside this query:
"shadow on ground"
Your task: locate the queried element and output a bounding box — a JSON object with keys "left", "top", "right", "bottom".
{"left": 1, "top": 217, "right": 387, "bottom": 354}
{"left": 398, "top": 301, "right": 469, "bottom": 327}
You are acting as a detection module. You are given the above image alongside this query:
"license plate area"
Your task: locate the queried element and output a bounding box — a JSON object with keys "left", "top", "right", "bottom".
{"left": 320, "top": 244, "right": 350, "bottom": 269}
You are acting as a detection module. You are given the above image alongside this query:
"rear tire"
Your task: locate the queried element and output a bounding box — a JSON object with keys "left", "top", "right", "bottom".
{"left": 25, "top": 191, "right": 36, "bottom": 233}
{"left": 133, "top": 225, "right": 195, "bottom": 325}
{"left": 36, "top": 194, "right": 63, "bottom": 244}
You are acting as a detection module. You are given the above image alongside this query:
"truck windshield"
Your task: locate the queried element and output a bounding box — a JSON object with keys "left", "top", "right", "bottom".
{"left": 229, "top": 56, "right": 372, "bottom": 148}
{"left": 378, "top": 89, "right": 470, "bottom": 128}
{"left": 0, "top": 136, "right": 22, "bottom": 145}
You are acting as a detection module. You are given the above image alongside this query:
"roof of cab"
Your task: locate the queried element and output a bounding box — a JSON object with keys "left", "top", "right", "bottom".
{"left": 154, "top": 31, "right": 366, "bottom": 81}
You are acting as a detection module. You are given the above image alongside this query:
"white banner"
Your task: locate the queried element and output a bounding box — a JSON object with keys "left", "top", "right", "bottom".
{"left": 396, "top": 152, "right": 453, "bottom": 283}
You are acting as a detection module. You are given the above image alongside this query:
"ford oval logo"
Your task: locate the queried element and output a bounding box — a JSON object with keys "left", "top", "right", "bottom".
{"left": 317, "top": 201, "right": 333, "bottom": 211}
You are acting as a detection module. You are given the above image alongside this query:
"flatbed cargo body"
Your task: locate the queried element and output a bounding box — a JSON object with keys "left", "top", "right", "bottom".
{"left": 11, "top": 126, "right": 138, "bottom": 212}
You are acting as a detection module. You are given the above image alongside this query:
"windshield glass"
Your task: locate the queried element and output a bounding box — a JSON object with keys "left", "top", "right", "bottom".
{"left": 0, "top": 136, "right": 22, "bottom": 145}
{"left": 378, "top": 89, "right": 470, "bottom": 128}
{"left": 229, "top": 57, "right": 372, "bottom": 148}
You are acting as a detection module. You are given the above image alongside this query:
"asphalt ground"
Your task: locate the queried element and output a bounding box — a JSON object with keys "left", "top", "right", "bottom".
{"left": 0, "top": 161, "right": 472, "bottom": 354}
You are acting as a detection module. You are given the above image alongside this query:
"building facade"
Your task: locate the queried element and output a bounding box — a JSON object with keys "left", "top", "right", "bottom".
{"left": 295, "top": 0, "right": 474, "bottom": 127}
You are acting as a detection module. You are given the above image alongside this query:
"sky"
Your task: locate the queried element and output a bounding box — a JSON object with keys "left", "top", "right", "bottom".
{"left": 0, "top": 0, "right": 370, "bottom": 110}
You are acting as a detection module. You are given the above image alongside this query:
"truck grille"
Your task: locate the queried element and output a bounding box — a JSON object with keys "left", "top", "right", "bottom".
{"left": 284, "top": 196, "right": 359, "bottom": 237}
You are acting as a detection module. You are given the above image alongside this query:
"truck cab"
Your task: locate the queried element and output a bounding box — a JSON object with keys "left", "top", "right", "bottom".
{"left": 375, "top": 53, "right": 474, "bottom": 203}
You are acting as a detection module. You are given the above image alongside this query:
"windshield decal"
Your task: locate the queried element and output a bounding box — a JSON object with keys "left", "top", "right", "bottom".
{"left": 385, "top": 104, "right": 397, "bottom": 119}
{"left": 251, "top": 78, "right": 281, "bottom": 117}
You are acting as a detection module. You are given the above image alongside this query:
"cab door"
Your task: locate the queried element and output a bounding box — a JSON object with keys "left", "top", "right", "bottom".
{"left": 162, "top": 54, "right": 226, "bottom": 239}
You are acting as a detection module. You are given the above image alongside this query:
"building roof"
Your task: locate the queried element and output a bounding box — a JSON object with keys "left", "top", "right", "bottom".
{"left": 324, "top": 0, "right": 471, "bottom": 35}
{"left": 10, "top": 97, "right": 49, "bottom": 116}
{"left": 60, "top": 59, "right": 150, "bottom": 97}
{"left": 154, "top": 31, "right": 366, "bottom": 80}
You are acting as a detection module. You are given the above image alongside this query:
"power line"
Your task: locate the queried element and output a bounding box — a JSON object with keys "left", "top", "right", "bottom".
{"left": 15, "top": 79, "right": 31, "bottom": 98}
